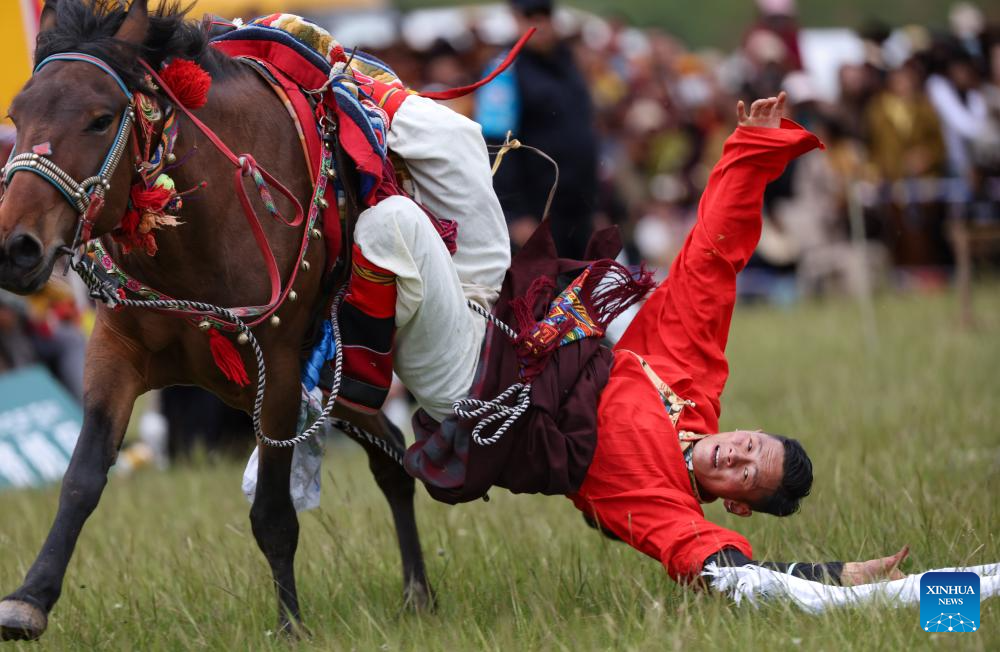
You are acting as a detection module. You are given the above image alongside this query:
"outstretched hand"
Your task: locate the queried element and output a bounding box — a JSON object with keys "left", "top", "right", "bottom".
{"left": 841, "top": 545, "right": 910, "bottom": 586}
{"left": 737, "top": 92, "right": 787, "bottom": 129}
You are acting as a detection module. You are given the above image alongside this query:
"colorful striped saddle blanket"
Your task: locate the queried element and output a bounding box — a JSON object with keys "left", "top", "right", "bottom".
{"left": 209, "top": 13, "right": 457, "bottom": 253}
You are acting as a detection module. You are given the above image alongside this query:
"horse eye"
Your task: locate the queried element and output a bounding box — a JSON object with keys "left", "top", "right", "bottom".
{"left": 743, "top": 468, "right": 748, "bottom": 480}
{"left": 86, "top": 114, "right": 115, "bottom": 134}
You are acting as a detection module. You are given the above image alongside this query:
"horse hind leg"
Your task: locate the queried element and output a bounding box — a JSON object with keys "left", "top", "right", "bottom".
{"left": 339, "top": 414, "right": 434, "bottom": 612}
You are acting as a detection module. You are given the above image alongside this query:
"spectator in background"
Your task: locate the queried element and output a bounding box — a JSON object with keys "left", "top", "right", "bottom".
{"left": 926, "top": 43, "right": 990, "bottom": 182}
{"left": 743, "top": 0, "right": 803, "bottom": 100}
{"left": 476, "top": 0, "right": 598, "bottom": 258}
{"left": 746, "top": 0, "right": 803, "bottom": 70}
{"left": 0, "top": 283, "right": 86, "bottom": 402}
{"left": 0, "top": 292, "right": 34, "bottom": 374}
{"left": 422, "top": 38, "right": 477, "bottom": 118}
{"left": 978, "top": 30, "right": 1000, "bottom": 176}
{"left": 865, "top": 59, "right": 951, "bottom": 268}
{"left": 865, "top": 61, "right": 946, "bottom": 182}
{"left": 161, "top": 386, "right": 252, "bottom": 461}
{"left": 24, "top": 280, "right": 87, "bottom": 401}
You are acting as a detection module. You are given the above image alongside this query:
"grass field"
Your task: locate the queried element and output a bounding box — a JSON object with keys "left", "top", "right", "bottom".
{"left": 1, "top": 286, "right": 999, "bottom": 651}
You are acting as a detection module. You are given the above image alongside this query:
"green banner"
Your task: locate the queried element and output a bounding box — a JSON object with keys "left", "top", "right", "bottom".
{"left": 0, "top": 366, "right": 83, "bottom": 491}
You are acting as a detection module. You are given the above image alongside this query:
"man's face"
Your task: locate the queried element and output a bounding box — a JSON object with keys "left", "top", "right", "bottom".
{"left": 691, "top": 430, "right": 784, "bottom": 515}
{"left": 515, "top": 9, "right": 558, "bottom": 53}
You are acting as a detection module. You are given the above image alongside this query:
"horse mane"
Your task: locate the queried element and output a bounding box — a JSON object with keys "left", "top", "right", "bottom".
{"left": 34, "top": 1, "right": 239, "bottom": 91}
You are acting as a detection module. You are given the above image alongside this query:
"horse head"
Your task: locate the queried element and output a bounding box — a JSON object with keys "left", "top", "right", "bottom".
{"left": 0, "top": 0, "right": 149, "bottom": 294}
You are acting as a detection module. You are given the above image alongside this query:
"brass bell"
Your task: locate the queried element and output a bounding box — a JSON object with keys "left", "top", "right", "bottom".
{"left": 197, "top": 320, "right": 212, "bottom": 332}
{"left": 167, "top": 153, "right": 177, "bottom": 164}
{"left": 310, "top": 228, "right": 322, "bottom": 240}
{"left": 325, "top": 167, "right": 337, "bottom": 178}
{"left": 270, "top": 316, "right": 281, "bottom": 328}
{"left": 288, "top": 291, "right": 298, "bottom": 303}
{"left": 300, "top": 260, "right": 311, "bottom": 272}
{"left": 237, "top": 332, "right": 250, "bottom": 346}
{"left": 317, "top": 197, "right": 329, "bottom": 209}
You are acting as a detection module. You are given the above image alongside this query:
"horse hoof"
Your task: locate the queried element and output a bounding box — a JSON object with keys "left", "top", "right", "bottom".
{"left": 0, "top": 599, "right": 47, "bottom": 641}
{"left": 402, "top": 580, "right": 436, "bottom": 613}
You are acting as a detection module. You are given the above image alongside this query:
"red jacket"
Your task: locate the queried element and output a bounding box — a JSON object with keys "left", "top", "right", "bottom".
{"left": 571, "top": 121, "right": 823, "bottom": 582}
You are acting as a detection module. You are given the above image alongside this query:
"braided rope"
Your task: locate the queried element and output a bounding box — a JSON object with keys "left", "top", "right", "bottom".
{"left": 466, "top": 299, "right": 518, "bottom": 340}
{"left": 454, "top": 299, "right": 533, "bottom": 446}
{"left": 453, "top": 382, "right": 532, "bottom": 446}
{"left": 453, "top": 383, "right": 524, "bottom": 419}
{"left": 69, "top": 252, "right": 345, "bottom": 449}
{"left": 330, "top": 418, "right": 406, "bottom": 467}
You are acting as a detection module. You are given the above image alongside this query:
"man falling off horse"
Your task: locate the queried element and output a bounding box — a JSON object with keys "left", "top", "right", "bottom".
{"left": 337, "top": 91, "right": 909, "bottom": 587}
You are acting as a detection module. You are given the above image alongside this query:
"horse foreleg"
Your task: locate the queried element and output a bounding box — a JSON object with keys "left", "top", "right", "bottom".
{"left": 250, "top": 385, "right": 304, "bottom": 635}
{"left": 357, "top": 414, "right": 435, "bottom": 612}
{"left": 0, "top": 324, "right": 145, "bottom": 641}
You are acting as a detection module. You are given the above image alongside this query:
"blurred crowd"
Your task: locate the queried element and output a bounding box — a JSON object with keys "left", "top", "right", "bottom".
{"left": 2, "top": 0, "right": 999, "bottom": 459}
{"left": 373, "top": 0, "right": 1000, "bottom": 297}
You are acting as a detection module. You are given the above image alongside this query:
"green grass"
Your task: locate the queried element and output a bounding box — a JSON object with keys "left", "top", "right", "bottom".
{"left": 2, "top": 285, "right": 999, "bottom": 650}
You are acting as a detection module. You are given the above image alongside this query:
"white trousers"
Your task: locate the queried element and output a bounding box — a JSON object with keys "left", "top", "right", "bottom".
{"left": 353, "top": 96, "right": 510, "bottom": 421}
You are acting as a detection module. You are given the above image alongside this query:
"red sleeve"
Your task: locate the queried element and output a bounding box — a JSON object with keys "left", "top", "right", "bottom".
{"left": 615, "top": 121, "right": 823, "bottom": 432}
{"left": 575, "top": 487, "right": 755, "bottom": 583}
{"left": 573, "top": 355, "right": 754, "bottom": 583}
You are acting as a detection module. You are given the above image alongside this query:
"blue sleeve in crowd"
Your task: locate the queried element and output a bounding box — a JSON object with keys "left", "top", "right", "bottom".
{"left": 474, "top": 54, "right": 519, "bottom": 141}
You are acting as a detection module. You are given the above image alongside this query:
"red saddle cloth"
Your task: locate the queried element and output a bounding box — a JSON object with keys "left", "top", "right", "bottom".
{"left": 210, "top": 21, "right": 418, "bottom": 272}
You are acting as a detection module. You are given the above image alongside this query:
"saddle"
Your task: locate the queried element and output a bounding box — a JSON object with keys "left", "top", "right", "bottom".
{"left": 207, "top": 13, "right": 457, "bottom": 270}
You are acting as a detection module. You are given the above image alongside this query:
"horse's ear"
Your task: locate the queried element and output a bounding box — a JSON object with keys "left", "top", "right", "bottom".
{"left": 38, "top": 1, "right": 58, "bottom": 34}
{"left": 114, "top": 0, "right": 149, "bottom": 46}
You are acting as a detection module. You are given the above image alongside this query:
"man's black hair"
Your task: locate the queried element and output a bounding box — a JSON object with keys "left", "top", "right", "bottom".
{"left": 751, "top": 434, "right": 812, "bottom": 517}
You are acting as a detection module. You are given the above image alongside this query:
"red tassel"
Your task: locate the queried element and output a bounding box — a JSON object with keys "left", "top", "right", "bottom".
{"left": 159, "top": 58, "right": 212, "bottom": 110}
{"left": 120, "top": 207, "right": 140, "bottom": 237}
{"left": 131, "top": 184, "right": 173, "bottom": 213}
{"left": 330, "top": 43, "right": 346, "bottom": 64}
{"left": 511, "top": 275, "right": 555, "bottom": 336}
{"left": 112, "top": 183, "right": 175, "bottom": 253}
{"left": 207, "top": 329, "right": 250, "bottom": 387}
{"left": 580, "top": 260, "right": 655, "bottom": 329}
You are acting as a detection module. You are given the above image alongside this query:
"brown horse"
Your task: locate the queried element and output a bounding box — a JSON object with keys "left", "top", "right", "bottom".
{"left": 0, "top": 0, "right": 431, "bottom": 640}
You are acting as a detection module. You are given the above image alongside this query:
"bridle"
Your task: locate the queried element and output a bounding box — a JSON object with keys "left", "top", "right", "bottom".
{"left": 0, "top": 52, "right": 136, "bottom": 248}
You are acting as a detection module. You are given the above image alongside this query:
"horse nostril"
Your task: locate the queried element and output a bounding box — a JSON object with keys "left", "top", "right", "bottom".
{"left": 7, "top": 234, "right": 44, "bottom": 269}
